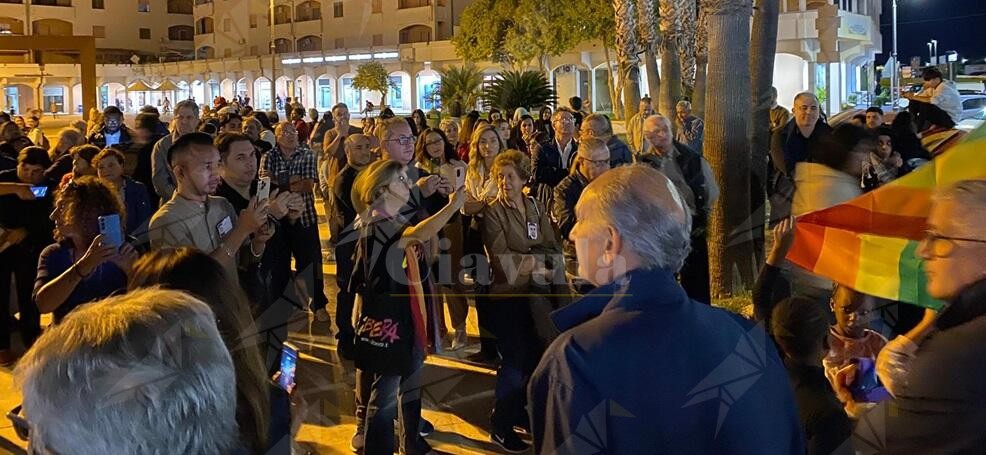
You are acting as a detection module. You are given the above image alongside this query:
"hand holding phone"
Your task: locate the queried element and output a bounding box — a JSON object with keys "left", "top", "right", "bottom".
{"left": 30, "top": 186, "right": 48, "bottom": 198}
{"left": 98, "top": 214, "right": 124, "bottom": 249}
{"left": 257, "top": 176, "right": 271, "bottom": 202}
{"left": 274, "top": 342, "right": 299, "bottom": 394}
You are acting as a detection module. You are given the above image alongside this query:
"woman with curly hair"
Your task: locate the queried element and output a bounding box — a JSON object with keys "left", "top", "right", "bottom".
{"left": 33, "top": 176, "right": 138, "bottom": 323}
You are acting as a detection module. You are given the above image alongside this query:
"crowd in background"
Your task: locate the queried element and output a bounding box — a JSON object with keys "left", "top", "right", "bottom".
{"left": 0, "top": 64, "right": 983, "bottom": 455}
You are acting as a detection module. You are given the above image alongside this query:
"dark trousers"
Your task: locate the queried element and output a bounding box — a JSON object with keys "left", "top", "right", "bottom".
{"left": 0, "top": 245, "right": 41, "bottom": 351}
{"left": 259, "top": 230, "right": 300, "bottom": 373}
{"left": 362, "top": 357, "right": 430, "bottom": 455}
{"left": 286, "top": 222, "right": 328, "bottom": 311}
{"left": 334, "top": 237, "right": 357, "bottom": 356}
{"left": 488, "top": 297, "right": 542, "bottom": 433}
{"left": 680, "top": 234, "right": 711, "bottom": 304}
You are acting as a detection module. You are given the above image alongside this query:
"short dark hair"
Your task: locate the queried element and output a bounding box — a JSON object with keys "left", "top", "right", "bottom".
{"left": 168, "top": 132, "right": 215, "bottom": 166}
{"left": 69, "top": 144, "right": 100, "bottom": 165}
{"left": 569, "top": 96, "right": 583, "bottom": 110}
{"left": 922, "top": 66, "right": 944, "bottom": 81}
{"left": 219, "top": 112, "right": 242, "bottom": 128}
{"left": 92, "top": 147, "right": 125, "bottom": 168}
{"left": 103, "top": 106, "right": 123, "bottom": 118}
{"left": 771, "top": 296, "right": 829, "bottom": 360}
{"left": 214, "top": 132, "right": 253, "bottom": 160}
{"left": 853, "top": 114, "right": 866, "bottom": 123}
{"left": 139, "top": 105, "right": 160, "bottom": 115}
{"left": 134, "top": 113, "right": 159, "bottom": 131}
{"left": 810, "top": 123, "right": 875, "bottom": 171}
{"left": 865, "top": 107, "right": 883, "bottom": 115}
{"left": 18, "top": 146, "right": 51, "bottom": 168}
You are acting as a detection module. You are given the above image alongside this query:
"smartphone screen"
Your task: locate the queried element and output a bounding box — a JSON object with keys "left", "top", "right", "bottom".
{"left": 455, "top": 167, "right": 465, "bottom": 189}
{"left": 30, "top": 186, "right": 47, "bottom": 198}
{"left": 98, "top": 214, "right": 124, "bottom": 248}
{"left": 277, "top": 342, "right": 299, "bottom": 393}
{"left": 257, "top": 176, "right": 271, "bottom": 202}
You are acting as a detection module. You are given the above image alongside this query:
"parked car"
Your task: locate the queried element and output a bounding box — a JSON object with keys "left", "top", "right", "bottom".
{"left": 957, "top": 109, "right": 986, "bottom": 133}
{"left": 960, "top": 94, "right": 986, "bottom": 121}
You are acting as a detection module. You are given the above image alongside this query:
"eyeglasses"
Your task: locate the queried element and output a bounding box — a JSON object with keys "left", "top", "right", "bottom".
{"left": 579, "top": 156, "right": 610, "bottom": 168}
{"left": 7, "top": 404, "right": 29, "bottom": 441}
{"left": 384, "top": 135, "right": 416, "bottom": 146}
{"left": 920, "top": 231, "right": 986, "bottom": 258}
{"left": 554, "top": 117, "right": 574, "bottom": 125}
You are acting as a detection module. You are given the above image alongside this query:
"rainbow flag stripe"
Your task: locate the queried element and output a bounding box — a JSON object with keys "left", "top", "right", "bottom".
{"left": 787, "top": 126, "right": 986, "bottom": 309}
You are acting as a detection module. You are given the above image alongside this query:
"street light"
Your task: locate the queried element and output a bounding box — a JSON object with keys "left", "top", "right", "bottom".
{"left": 931, "top": 39, "right": 938, "bottom": 65}
{"left": 927, "top": 42, "right": 933, "bottom": 65}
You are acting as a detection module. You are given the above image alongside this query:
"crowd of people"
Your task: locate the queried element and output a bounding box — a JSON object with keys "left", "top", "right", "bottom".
{"left": 0, "top": 65, "right": 983, "bottom": 454}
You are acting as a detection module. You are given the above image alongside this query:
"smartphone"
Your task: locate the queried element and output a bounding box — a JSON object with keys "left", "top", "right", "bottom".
{"left": 257, "top": 176, "right": 271, "bottom": 202}
{"left": 276, "top": 170, "right": 291, "bottom": 190}
{"left": 848, "top": 358, "right": 891, "bottom": 403}
{"left": 30, "top": 186, "right": 47, "bottom": 198}
{"left": 276, "top": 342, "right": 299, "bottom": 393}
{"left": 98, "top": 214, "right": 124, "bottom": 248}
{"left": 440, "top": 164, "right": 456, "bottom": 187}
{"left": 454, "top": 166, "right": 465, "bottom": 189}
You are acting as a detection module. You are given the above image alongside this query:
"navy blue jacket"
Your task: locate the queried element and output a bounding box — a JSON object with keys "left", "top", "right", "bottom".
{"left": 532, "top": 139, "right": 578, "bottom": 189}
{"left": 606, "top": 136, "right": 633, "bottom": 167}
{"left": 529, "top": 268, "right": 804, "bottom": 454}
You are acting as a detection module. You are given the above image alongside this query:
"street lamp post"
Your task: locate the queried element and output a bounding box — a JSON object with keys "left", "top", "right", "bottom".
{"left": 890, "top": 0, "right": 898, "bottom": 110}
{"left": 931, "top": 39, "right": 938, "bottom": 65}
{"left": 927, "top": 42, "right": 933, "bottom": 65}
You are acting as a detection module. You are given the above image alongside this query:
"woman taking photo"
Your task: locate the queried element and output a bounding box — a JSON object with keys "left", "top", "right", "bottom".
{"left": 94, "top": 147, "right": 153, "bottom": 236}
{"left": 129, "top": 248, "right": 282, "bottom": 455}
{"left": 34, "top": 176, "right": 138, "bottom": 324}
{"left": 414, "top": 127, "right": 470, "bottom": 349}
{"left": 349, "top": 159, "right": 463, "bottom": 455}
{"left": 481, "top": 150, "right": 564, "bottom": 452}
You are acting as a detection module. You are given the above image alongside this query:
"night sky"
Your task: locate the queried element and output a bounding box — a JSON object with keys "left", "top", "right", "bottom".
{"left": 878, "top": 0, "right": 986, "bottom": 64}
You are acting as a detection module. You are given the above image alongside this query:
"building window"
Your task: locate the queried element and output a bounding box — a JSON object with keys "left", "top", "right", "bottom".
{"left": 223, "top": 48, "right": 231, "bottom": 58}
{"left": 273, "top": 38, "right": 291, "bottom": 53}
{"left": 332, "top": 1, "right": 341, "bottom": 17}
{"left": 398, "top": 24, "right": 431, "bottom": 44}
{"left": 249, "top": 14, "right": 257, "bottom": 28}
{"left": 137, "top": 0, "right": 150, "bottom": 11}
{"left": 196, "top": 17, "right": 213, "bottom": 34}
{"left": 398, "top": 0, "right": 429, "bottom": 8}
{"left": 91, "top": 0, "right": 103, "bottom": 8}
{"left": 250, "top": 45, "right": 258, "bottom": 55}
{"left": 223, "top": 18, "right": 231, "bottom": 32}
{"left": 166, "top": 0, "right": 191, "bottom": 13}
{"left": 139, "top": 27, "right": 150, "bottom": 39}
{"left": 334, "top": 37, "right": 343, "bottom": 49}
{"left": 295, "top": 1, "right": 320, "bottom": 22}
{"left": 168, "top": 25, "right": 193, "bottom": 40}
{"left": 274, "top": 5, "right": 290, "bottom": 24}
{"left": 92, "top": 25, "right": 105, "bottom": 38}
{"left": 372, "top": 34, "right": 382, "bottom": 46}
{"left": 371, "top": 0, "right": 381, "bottom": 13}
{"left": 42, "top": 86, "right": 64, "bottom": 113}
{"left": 31, "top": 0, "right": 72, "bottom": 6}
{"left": 297, "top": 35, "right": 321, "bottom": 51}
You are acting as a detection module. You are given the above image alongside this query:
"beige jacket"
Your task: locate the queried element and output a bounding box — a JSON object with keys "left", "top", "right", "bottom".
{"left": 792, "top": 162, "right": 862, "bottom": 216}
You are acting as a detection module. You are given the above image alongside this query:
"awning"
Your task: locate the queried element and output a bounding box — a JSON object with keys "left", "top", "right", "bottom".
{"left": 127, "top": 80, "right": 153, "bottom": 91}
{"left": 155, "top": 80, "right": 179, "bottom": 91}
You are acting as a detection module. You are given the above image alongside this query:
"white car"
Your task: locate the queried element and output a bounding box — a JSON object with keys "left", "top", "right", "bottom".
{"left": 957, "top": 109, "right": 985, "bottom": 132}
{"left": 960, "top": 95, "right": 986, "bottom": 121}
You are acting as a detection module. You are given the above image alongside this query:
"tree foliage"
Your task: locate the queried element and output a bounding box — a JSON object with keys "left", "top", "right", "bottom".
{"left": 453, "top": 0, "right": 614, "bottom": 70}
{"left": 437, "top": 65, "right": 485, "bottom": 117}
{"left": 352, "top": 61, "right": 396, "bottom": 104}
{"left": 482, "top": 70, "right": 556, "bottom": 114}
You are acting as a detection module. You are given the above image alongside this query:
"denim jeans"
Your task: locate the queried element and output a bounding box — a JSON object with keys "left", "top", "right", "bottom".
{"left": 362, "top": 353, "right": 430, "bottom": 455}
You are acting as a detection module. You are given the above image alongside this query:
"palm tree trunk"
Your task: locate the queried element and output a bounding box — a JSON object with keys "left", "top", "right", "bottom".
{"left": 614, "top": 0, "right": 642, "bottom": 120}
{"left": 693, "top": 57, "right": 708, "bottom": 116}
{"left": 603, "top": 43, "right": 624, "bottom": 119}
{"left": 659, "top": 44, "right": 681, "bottom": 119}
{"left": 704, "top": 0, "right": 754, "bottom": 297}
{"left": 644, "top": 49, "right": 661, "bottom": 102}
{"left": 748, "top": 0, "right": 779, "bottom": 269}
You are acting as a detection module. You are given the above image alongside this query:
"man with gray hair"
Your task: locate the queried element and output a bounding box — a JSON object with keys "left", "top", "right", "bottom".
{"left": 675, "top": 100, "right": 705, "bottom": 155}
{"left": 13, "top": 288, "right": 238, "bottom": 455}
{"left": 529, "top": 165, "right": 802, "bottom": 454}
{"left": 151, "top": 99, "right": 200, "bottom": 201}
{"left": 579, "top": 113, "right": 633, "bottom": 167}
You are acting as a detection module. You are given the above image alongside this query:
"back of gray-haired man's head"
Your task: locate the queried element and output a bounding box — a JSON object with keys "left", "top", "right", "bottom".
{"left": 14, "top": 288, "right": 238, "bottom": 455}
{"left": 584, "top": 113, "right": 613, "bottom": 135}
{"left": 577, "top": 164, "right": 692, "bottom": 272}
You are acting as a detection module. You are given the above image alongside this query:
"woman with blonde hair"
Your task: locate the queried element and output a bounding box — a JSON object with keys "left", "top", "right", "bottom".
{"left": 348, "top": 158, "right": 464, "bottom": 455}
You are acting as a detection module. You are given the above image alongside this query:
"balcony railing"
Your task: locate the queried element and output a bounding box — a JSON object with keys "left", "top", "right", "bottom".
{"left": 31, "top": 0, "right": 72, "bottom": 6}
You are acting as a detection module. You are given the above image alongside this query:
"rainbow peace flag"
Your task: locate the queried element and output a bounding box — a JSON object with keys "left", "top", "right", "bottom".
{"left": 787, "top": 126, "right": 986, "bottom": 309}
